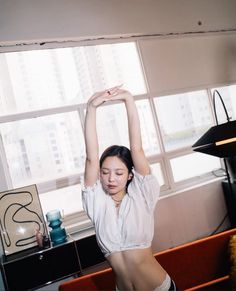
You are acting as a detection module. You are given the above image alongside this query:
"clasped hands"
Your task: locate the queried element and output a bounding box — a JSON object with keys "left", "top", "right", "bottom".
{"left": 88, "top": 85, "right": 133, "bottom": 108}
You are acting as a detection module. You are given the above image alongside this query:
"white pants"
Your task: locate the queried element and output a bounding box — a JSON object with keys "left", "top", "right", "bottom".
{"left": 116, "top": 274, "right": 171, "bottom": 291}
{"left": 154, "top": 274, "right": 171, "bottom": 291}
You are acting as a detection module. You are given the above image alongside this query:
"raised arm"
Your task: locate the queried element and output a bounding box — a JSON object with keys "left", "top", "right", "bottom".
{"left": 125, "top": 92, "right": 150, "bottom": 176}
{"left": 110, "top": 89, "right": 150, "bottom": 176}
{"left": 84, "top": 87, "right": 121, "bottom": 187}
{"left": 84, "top": 99, "right": 99, "bottom": 187}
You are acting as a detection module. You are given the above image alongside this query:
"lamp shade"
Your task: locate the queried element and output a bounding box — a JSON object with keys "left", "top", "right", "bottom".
{"left": 192, "top": 120, "right": 236, "bottom": 158}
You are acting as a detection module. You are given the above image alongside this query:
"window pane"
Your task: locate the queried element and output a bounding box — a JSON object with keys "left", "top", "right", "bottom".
{"left": 171, "top": 153, "right": 221, "bottom": 182}
{"left": 137, "top": 100, "right": 160, "bottom": 155}
{"left": 39, "top": 184, "right": 83, "bottom": 215}
{"left": 0, "top": 42, "right": 146, "bottom": 115}
{"left": 154, "top": 90, "right": 213, "bottom": 151}
{"left": 211, "top": 85, "right": 236, "bottom": 123}
{"left": 0, "top": 112, "right": 85, "bottom": 187}
{"left": 96, "top": 99, "right": 160, "bottom": 156}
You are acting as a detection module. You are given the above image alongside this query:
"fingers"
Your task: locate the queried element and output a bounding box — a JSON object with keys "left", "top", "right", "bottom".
{"left": 87, "top": 85, "right": 128, "bottom": 107}
{"left": 105, "top": 85, "right": 123, "bottom": 97}
{"left": 107, "top": 84, "right": 123, "bottom": 92}
{"left": 88, "top": 88, "right": 115, "bottom": 107}
{"left": 108, "top": 88, "right": 131, "bottom": 100}
{"left": 90, "top": 86, "right": 120, "bottom": 101}
{"left": 88, "top": 89, "right": 108, "bottom": 103}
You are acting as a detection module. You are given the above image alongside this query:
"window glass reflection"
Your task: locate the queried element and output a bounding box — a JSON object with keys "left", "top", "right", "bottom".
{"left": 96, "top": 100, "right": 160, "bottom": 157}
{"left": 0, "top": 112, "right": 85, "bottom": 187}
{"left": 211, "top": 85, "right": 236, "bottom": 123}
{"left": 0, "top": 43, "right": 146, "bottom": 114}
{"left": 171, "top": 153, "right": 221, "bottom": 182}
{"left": 154, "top": 90, "right": 213, "bottom": 151}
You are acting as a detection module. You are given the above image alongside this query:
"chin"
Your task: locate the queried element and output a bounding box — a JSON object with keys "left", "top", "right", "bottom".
{"left": 107, "top": 188, "right": 121, "bottom": 195}
{"left": 108, "top": 189, "right": 118, "bottom": 195}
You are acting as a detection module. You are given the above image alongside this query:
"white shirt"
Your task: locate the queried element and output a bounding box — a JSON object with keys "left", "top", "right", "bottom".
{"left": 82, "top": 172, "right": 160, "bottom": 257}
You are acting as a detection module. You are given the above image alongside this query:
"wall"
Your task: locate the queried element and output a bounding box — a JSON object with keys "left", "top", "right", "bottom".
{"left": 139, "top": 33, "right": 236, "bottom": 95}
{"left": 0, "top": 0, "right": 235, "bottom": 253}
{"left": 153, "top": 178, "right": 229, "bottom": 252}
{"left": 0, "top": 0, "right": 236, "bottom": 48}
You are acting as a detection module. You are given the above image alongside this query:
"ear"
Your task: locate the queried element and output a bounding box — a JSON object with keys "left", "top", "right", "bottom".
{"left": 128, "top": 172, "right": 133, "bottom": 180}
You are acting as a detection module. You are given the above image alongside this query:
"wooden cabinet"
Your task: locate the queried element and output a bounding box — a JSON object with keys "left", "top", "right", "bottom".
{"left": 0, "top": 234, "right": 106, "bottom": 291}
{"left": 76, "top": 235, "right": 105, "bottom": 269}
{"left": 1, "top": 239, "right": 81, "bottom": 291}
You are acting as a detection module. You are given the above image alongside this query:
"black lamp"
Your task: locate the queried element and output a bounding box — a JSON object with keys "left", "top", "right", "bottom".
{"left": 192, "top": 90, "right": 236, "bottom": 160}
{"left": 191, "top": 121, "right": 236, "bottom": 158}
{"left": 192, "top": 89, "right": 236, "bottom": 228}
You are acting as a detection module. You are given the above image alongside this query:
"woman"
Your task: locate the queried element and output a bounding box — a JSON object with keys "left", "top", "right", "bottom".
{"left": 82, "top": 86, "right": 177, "bottom": 291}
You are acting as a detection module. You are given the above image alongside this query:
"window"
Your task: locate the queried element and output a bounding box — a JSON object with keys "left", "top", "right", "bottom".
{"left": 96, "top": 100, "right": 160, "bottom": 156}
{"left": 154, "top": 90, "right": 213, "bottom": 152}
{"left": 154, "top": 90, "right": 222, "bottom": 186}
{"left": 0, "top": 42, "right": 148, "bottom": 229}
{"left": 211, "top": 85, "right": 236, "bottom": 123}
{"left": 1, "top": 112, "right": 84, "bottom": 186}
{"left": 170, "top": 153, "right": 220, "bottom": 182}
{"left": 0, "top": 43, "right": 146, "bottom": 114}
{"left": 0, "top": 40, "right": 228, "bottom": 233}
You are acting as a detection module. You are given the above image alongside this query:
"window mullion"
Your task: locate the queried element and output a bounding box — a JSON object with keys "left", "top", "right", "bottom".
{"left": 0, "top": 104, "right": 83, "bottom": 124}
{"left": 0, "top": 133, "right": 13, "bottom": 191}
{"left": 148, "top": 96, "right": 174, "bottom": 189}
{"left": 207, "top": 87, "right": 217, "bottom": 125}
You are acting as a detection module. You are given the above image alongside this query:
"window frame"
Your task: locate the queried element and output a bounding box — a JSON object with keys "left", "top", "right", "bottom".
{"left": 0, "top": 39, "right": 230, "bottom": 234}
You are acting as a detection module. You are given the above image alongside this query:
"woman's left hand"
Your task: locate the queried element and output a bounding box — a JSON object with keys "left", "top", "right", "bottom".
{"left": 108, "top": 88, "right": 133, "bottom": 102}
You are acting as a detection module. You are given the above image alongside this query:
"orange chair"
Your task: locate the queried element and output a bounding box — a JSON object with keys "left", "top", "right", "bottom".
{"left": 59, "top": 268, "right": 115, "bottom": 291}
{"left": 59, "top": 228, "right": 236, "bottom": 291}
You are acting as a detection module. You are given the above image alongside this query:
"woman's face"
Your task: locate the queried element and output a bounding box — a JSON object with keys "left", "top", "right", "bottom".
{"left": 100, "top": 156, "right": 132, "bottom": 196}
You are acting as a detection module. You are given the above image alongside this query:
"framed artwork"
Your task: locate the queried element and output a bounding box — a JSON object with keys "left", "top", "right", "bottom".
{"left": 0, "top": 184, "right": 47, "bottom": 256}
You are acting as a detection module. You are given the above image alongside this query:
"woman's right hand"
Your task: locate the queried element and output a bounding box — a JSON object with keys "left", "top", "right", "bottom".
{"left": 87, "top": 86, "right": 122, "bottom": 108}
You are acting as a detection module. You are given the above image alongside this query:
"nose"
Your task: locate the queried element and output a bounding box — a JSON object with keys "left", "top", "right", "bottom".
{"left": 108, "top": 172, "right": 115, "bottom": 182}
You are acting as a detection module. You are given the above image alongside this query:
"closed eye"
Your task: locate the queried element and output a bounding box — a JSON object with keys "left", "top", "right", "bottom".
{"left": 101, "top": 171, "right": 109, "bottom": 175}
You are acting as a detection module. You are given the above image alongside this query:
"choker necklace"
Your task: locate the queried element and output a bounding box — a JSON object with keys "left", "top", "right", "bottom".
{"left": 111, "top": 197, "right": 123, "bottom": 203}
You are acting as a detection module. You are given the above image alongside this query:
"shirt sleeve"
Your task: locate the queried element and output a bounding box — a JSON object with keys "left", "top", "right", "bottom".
{"left": 81, "top": 177, "right": 105, "bottom": 223}
{"left": 129, "top": 171, "right": 160, "bottom": 211}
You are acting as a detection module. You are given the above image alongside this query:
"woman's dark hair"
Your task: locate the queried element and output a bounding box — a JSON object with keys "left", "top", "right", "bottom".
{"left": 100, "top": 145, "right": 134, "bottom": 188}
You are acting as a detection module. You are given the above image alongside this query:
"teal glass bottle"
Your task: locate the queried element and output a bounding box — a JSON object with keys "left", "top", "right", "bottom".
{"left": 46, "top": 210, "right": 67, "bottom": 245}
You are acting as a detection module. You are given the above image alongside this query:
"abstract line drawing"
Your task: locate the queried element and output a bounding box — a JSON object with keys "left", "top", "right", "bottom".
{"left": 0, "top": 185, "right": 47, "bottom": 255}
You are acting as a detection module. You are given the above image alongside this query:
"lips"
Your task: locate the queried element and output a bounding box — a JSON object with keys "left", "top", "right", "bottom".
{"left": 108, "top": 185, "right": 116, "bottom": 189}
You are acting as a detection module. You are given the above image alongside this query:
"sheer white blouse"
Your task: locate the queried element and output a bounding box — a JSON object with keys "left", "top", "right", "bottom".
{"left": 82, "top": 172, "right": 160, "bottom": 257}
